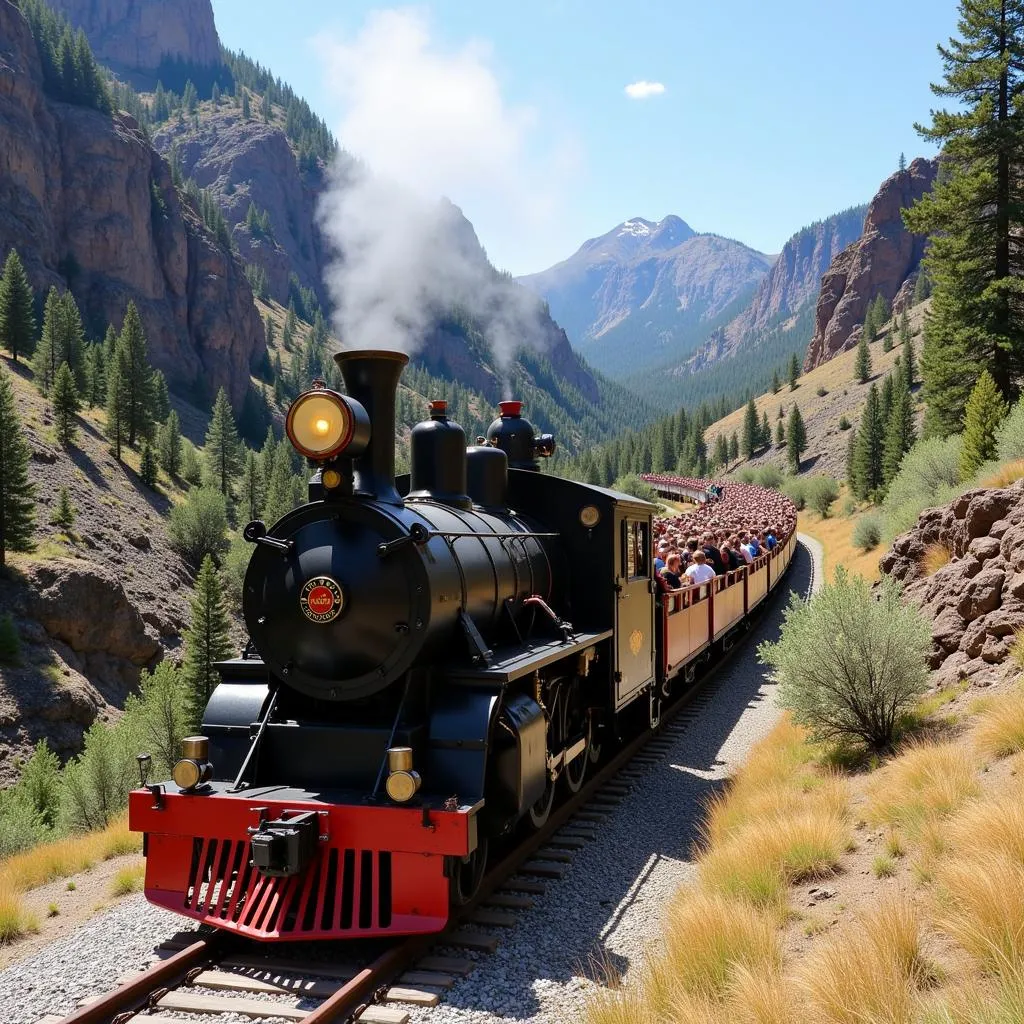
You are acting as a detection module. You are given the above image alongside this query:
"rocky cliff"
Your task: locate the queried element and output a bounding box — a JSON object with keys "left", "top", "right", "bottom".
{"left": 517, "top": 217, "right": 774, "bottom": 381}
{"left": 48, "top": 0, "right": 220, "bottom": 74}
{"left": 881, "top": 482, "right": 1024, "bottom": 690}
{"left": 686, "top": 205, "right": 867, "bottom": 373}
{"left": 153, "top": 112, "right": 328, "bottom": 303}
{"left": 804, "top": 158, "right": 936, "bottom": 371}
{"left": 0, "top": 0, "right": 263, "bottom": 406}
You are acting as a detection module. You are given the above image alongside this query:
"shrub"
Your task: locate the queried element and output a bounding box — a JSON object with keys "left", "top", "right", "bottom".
{"left": 973, "top": 688, "right": 1024, "bottom": 758}
{"left": 851, "top": 514, "right": 883, "bottom": 552}
{"left": 168, "top": 485, "right": 228, "bottom": 567}
{"left": 758, "top": 568, "right": 931, "bottom": 749}
{"left": 816, "top": 386, "right": 828, "bottom": 397}
{"left": 0, "top": 613, "right": 21, "bottom": 664}
{"left": 611, "top": 474, "right": 658, "bottom": 504}
{"left": 781, "top": 476, "right": 807, "bottom": 511}
{"left": 121, "top": 662, "right": 189, "bottom": 777}
{"left": 840, "top": 496, "right": 857, "bottom": 517}
{"left": 221, "top": 535, "right": 251, "bottom": 610}
{"left": 881, "top": 435, "right": 963, "bottom": 540}
{"left": 110, "top": 862, "right": 145, "bottom": 896}
{"left": 755, "top": 464, "right": 783, "bottom": 490}
{"left": 60, "top": 721, "right": 141, "bottom": 832}
{"left": 0, "top": 788, "right": 50, "bottom": 858}
{"left": 737, "top": 468, "right": 757, "bottom": 484}
{"left": 921, "top": 542, "right": 952, "bottom": 576}
{"left": 996, "top": 397, "right": 1024, "bottom": 462}
{"left": 838, "top": 414, "right": 851, "bottom": 431}
{"left": 17, "top": 740, "right": 62, "bottom": 828}
{"left": 806, "top": 476, "right": 840, "bottom": 517}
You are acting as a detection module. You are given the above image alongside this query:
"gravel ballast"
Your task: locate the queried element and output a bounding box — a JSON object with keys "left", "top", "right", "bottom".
{"left": 0, "top": 536, "right": 821, "bottom": 1024}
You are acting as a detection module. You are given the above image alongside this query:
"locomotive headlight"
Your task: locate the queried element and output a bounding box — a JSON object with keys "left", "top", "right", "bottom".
{"left": 286, "top": 389, "right": 352, "bottom": 460}
{"left": 172, "top": 735, "right": 213, "bottom": 793}
{"left": 385, "top": 746, "right": 422, "bottom": 803}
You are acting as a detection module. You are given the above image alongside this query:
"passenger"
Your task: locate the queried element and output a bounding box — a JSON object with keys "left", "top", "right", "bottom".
{"left": 765, "top": 528, "right": 778, "bottom": 551}
{"left": 654, "top": 541, "right": 668, "bottom": 574}
{"left": 734, "top": 534, "right": 753, "bottom": 565}
{"left": 723, "top": 538, "right": 743, "bottom": 571}
{"left": 660, "top": 554, "right": 683, "bottom": 589}
{"left": 685, "top": 549, "right": 716, "bottom": 585}
{"left": 702, "top": 533, "right": 726, "bottom": 576}
{"left": 749, "top": 532, "right": 762, "bottom": 557}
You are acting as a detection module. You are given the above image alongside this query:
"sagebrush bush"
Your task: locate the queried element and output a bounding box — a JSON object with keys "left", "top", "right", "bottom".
{"left": 121, "top": 662, "right": 190, "bottom": 777}
{"left": 60, "top": 720, "right": 142, "bottom": 832}
{"left": 852, "top": 514, "right": 883, "bottom": 552}
{"left": 221, "top": 535, "right": 250, "bottom": 610}
{"left": 996, "top": 396, "right": 1024, "bottom": 462}
{"left": 781, "top": 477, "right": 807, "bottom": 511}
{"left": 737, "top": 468, "right": 757, "bottom": 484}
{"left": 758, "top": 568, "right": 931, "bottom": 749}
{"left": 16, "top": 740, "right": 62, "bottom": 828}
{"left": 841, "top": 496, "right": 857, "bottom": 517}
{"left": 0, "top": 788, "right": 50, "bottom": 859}
{"left": 0, "top": 613, "right": 20, "bottom": 664}
{"left": 881, "top": 435, "right": 963, "bottom": 540}
{"left": 756, "top": 465, "right": 784, "bottom": 490}
{"left": 168, "top": 485, "right": 228, "bottom": 567}
{"left": 611, "top": 474, "right": 658, "bottom": 504}
{"left": 806, "top": 476, "right": 840, "bottom": 517}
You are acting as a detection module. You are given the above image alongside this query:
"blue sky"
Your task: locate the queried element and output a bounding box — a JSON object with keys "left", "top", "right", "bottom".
{"left": 212, "top": 0, "right": 960, "bottom": 276}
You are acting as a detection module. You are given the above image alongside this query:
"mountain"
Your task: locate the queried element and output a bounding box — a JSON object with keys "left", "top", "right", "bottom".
{"left": 804, "top": 157, "right": 937, "bottom": 370}
{"left": 517, "top": 216, "right": 775, "bottom": 380}
{"left": 0, "top": 0, "right": 263, "bottom": 406}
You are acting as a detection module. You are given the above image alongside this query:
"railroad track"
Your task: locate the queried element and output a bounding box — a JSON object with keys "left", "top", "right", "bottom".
{"left": 37, "top": 552, "right": 801, "bottom": 1024}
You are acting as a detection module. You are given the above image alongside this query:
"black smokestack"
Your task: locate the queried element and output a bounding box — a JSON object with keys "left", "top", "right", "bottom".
{"left": 334, "top": 349, "right": 408, "bottom": 504}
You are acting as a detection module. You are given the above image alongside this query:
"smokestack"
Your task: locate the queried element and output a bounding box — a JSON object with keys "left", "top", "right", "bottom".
{"left": 334, "top": 349, "right": 408, "bottom": 504}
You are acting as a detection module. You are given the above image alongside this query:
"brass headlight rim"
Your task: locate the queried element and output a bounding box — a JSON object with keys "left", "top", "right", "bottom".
{"left": 285, "top": 389, "right": 355, "bottom": 461}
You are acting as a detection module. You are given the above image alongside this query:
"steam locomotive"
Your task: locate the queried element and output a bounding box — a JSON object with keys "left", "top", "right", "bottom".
{"left": 128, "top": 348, "right": 795, "bottom": 942}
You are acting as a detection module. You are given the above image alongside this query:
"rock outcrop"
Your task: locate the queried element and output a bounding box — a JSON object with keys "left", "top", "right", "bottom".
{"left": 48, "top": 0, "right": 221, "bottom": 74}
{"left": 803, "top": 158, "right": 936, "bottom": 371}
{"left": 686, "top": 204, "right": 867, "bottom": 373}
{"left": 154, "top": 113, "right": 328, "bottom": 303}
{"left": 0, "top": 0, "right": 263, "bottom": 406}
{"left": 881, "top": 482, "right": 1024, "bottom": 687}
{"left": 517, "top": 217, "right": 774, "bottom": 380}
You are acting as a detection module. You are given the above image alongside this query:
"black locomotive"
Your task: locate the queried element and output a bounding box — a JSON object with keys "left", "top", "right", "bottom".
{"left": 129, "top": 348, "right": 794, "bottom": 941}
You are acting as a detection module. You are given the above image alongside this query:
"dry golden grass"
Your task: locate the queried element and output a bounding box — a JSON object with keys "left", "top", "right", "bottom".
{"left": 979, "top": 459, "right": 1024, "bottom": 489}
{"left": 921, "top": 542, "right": 953, "bottom": 577}
{"left": 973, "top": 687, "right": 1024, "bottom": 758}
{"left": 726, "top": 966, "right": 797, "bottom": 1024}
{"left": 0, "top": 878, "right": 38, "bottom": 945}
{"left": 1010, "top": 627, "right": 1024, "bottom": 671}
{"left": 947, "top": 789, "right": 1024, "bottom": 866}
{"left": 866, "top": 742, "right": 980, "bottom": 840}
{"left": 798, "top": 899, "right": 928, "bottom": 1024}
{"left": 110, "top": 860, "right": 145, "bottom": 897}
{"left": 0, "top": 817, "right": 140, "bottom": 893}
{"left": 937, "top": 852, "right": 1024, "bottom": 975}
{"left": 797, "top": 507, "right": 883, "bottom": 583}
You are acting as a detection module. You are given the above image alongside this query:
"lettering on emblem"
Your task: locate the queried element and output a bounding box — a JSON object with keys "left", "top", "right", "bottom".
{"left": 300, "top": 576, "right": 344, "bottom": 623}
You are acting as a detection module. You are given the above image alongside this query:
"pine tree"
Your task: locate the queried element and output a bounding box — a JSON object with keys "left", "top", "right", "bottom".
{"left": 51, "top": 361, "right": 80, "bottom": 446}
{"left": 786, "top": 404, "right": 807, "bottom": 472}
{"left": 211, "top": 82, "right": 221, "bottom": 106}
{"left": 33, "top": 288, "right": 61, "bottom": 394}
{"left": 50, "top": 486, "right": 75, "bottom": 528}
{"left": 0, "top": 365, "right": 36, "bottom": 566}
{"left": 845, "top": 426, "right": 859, "bottom": 492}
{"left": 961, "top": 369, "right": 1009, "bottom": 476}
{"left": 240, "top": 449, "right": 265, "bottom": 522}
{"left": 899, "top": 151, "right": 907, "bottom": 172}
{"left": 904, "top": 0, "right": 1024, "bottom": 434}
{"left": 139, "top": 440, "right": 158, "bottom": 489}
{"left": 775, "top": 419, "right": 786, "bottom": 447}
{"left": 241, "top": 89, "right": 251, "bottom": 120}
{"left": 57, "top": 290, "right": 85, "bottom": 387}
{"left": 105, "top": 354, "right": 129, "bottom": 460}
{"left": 728, "top": 432, "right": 739, "bottom": 461}
{"left": 264, "top": 314, "right": 275, "bottom": 352}
{"left": 204, "top": 387, "right": 243, "bottom": 498}
{"left": 863, "top": 300, "right": 878, "bottom": 344}
{"left": 261, "top": 91, "right": 271, "bottom": 122}
{"left": 852, "top": 384, "right": 885, "bottom": 500}
{"left": 0, "top": 249, "right": 36, "bottom": 363}
{"left": 902, "top": 333, "right": 916, "bottom": 393}
{"left": 760, "top": 410, "right": 772, "bottom": 449}
{"left": 854, "top": 329, "right": 872, "bottom": 383}
{"left": 713, "top": 433, "right": 729, "bottom": 469}
{"left": 883, "top": 375, "right": 918, "bottom": 483}
{"left": 157, "top": 409, "right": 183, "bottom": 477}
{"left": 741, "top": 398, "right": 759, "bottom": 458}
{"left": 777, "top": 404, "right": 785, "bottom": 420}
{"left": 83, "top": 342, "right": 105, "bottom": 407}
{"left": 182, "top": 79, "right": 198, "bottom": 114}
{"left": 898, "top": 309, "right": 911, "bottom": 347}
{"left": 771, "top": 369, "right": 780, "bottom": 394}
{"left": 263, "top": 442, "right": 298, "bottom": 525}
{"left": 114, "top": 302, "right": 154, "bottom": 446}
{"left": 282, "top": 302, "right": 297, "bottom": 351}
{"left": 788, "top": 352, "right": 800, "bottom": 390}
{"left": 182, "top": 555, "right": 233, "bottom": 731}
{"left": 880, "top": 372, "right": 895, "bottom": 433}
{"left": 152, "top": 369, "right": 171, "bottom": 424}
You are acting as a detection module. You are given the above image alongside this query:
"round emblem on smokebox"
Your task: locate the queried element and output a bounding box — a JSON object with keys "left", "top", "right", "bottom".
{"left": 300, "top": 576, "right": 344, "bottom": 623}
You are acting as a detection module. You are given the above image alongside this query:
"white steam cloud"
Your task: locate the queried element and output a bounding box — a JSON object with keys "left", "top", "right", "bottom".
{"left": 315, "top": 9, "right": 568, "bottom": 375}
{"left": 624, "top": 80, "right": 666, "bottom": 99}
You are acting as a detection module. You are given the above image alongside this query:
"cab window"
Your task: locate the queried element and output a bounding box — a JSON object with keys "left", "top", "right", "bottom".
{"left": 622, "top": 519, "right": 650, "bottom": 579}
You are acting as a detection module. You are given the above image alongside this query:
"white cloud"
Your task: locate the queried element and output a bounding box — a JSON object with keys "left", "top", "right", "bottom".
{"left": 625, "top": 80, "right": 666, "bottom": 100}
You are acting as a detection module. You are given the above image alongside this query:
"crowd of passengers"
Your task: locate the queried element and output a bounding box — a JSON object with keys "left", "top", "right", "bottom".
{"left": 645, "top": 477, "right": 798, "bottom": 592}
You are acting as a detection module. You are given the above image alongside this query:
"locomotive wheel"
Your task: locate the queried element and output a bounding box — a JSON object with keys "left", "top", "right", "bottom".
{"left": 528, "top": 777, "right": 555, "bottom": 829}
{"left": 451, "top": 837, "right": 488, "bottom": 906}
{"left": 553, "top": 676, "right": 590, "bottom": 794}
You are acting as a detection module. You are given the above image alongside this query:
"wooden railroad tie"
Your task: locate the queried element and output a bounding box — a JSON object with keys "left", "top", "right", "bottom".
{"left": 417, "top": 954, "right": 475, "bottom": 975}
{"left": 537, "top": 848, "right": 574, "bottom": 863}
{"left": 546, "top": 836, "right": 588, "bottom": 850}
{"left": 521, "top": 860, "right": 568, "bottom": 878}
{"left": 486, "top": 891, "right": 536, "bottom": 909}
{"left": 501, "top": 877, "right": 547, "bottom": 894}
{"left": 469, "top": 907, "right": 519, "bottom": 928}
{"left": 448, "top": 929, "right": 501, "bottom": 952}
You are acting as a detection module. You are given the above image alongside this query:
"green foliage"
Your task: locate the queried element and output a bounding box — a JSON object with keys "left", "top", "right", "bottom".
{"left": 112, "top": 302, "right": 154, "bottom": 447}
{"left": 786, "top": 403, "right": 806, "bottom": 472}
{"left": 883, "top": 373, "right": 917, "bottom": 483}
{"left": 815, "top": 386, "right": 828, "bottom": 397}
{"left": 157, "top": 409, "right": 182, "bottom": 477}
{"left": 806, "top": 475, "right": 840, "bottom": 517}
{"left": 18, "top": 741, "right": 62, "bottom": 829}
{"left": 221, "top": 535, "right": 251, "bottom": 609}
{"left": 838, "top": 414, "right": 851, "bottom": 431}
{"left": 960, "top": 369, "right": 1009, "bottom": 477}
{"left": 852, "top": 514, "right": 883, "bottom": 552}
{"left": 774, "top": 419, "right": 785, "bottom": 447}
{"left": 781, "top": 476, "right": 807, "bottom": 511}
{"left": 788, "top": 352, "right": 800, "bottom": 390}
{"left": 880, "top": 434, "right": 963, "bottom": 540}
{"left": 0, "top": 785, "right": 49, "bottom": 857}
{"left": 240, "top": 449, "right": 265, "bottom": 522}
{"left": 51, "top": 362, "right": 80, "bottom": 446}
{"left": 0, "top": 612, "right": 21, "bottom": 664}
{"left": 771, "top": 369, "right": 780, "bottom": 394}
{"left": 139, "top": 440, "right": 158, "bottom": 489}
{"left": 204, "top": 388, "right": 243, "bottom": 498}
{"left": 168, "top": 486, "right": 228, "bottom": 567}
{"left": 996, "top": 396, "right": 1024, "bottom": 461}
{"left": 123, "top": 662, "right": 188, "bottom": 777}
{"left": 904, "top": 1, "right": 1024, "bottom": 434}
{"left": 0, "top": 249, "right": 36, "bottom": 362}
{"left": 758, "top": 568, "right": 931, "bottom": 749}
{"left": 83, "top": 342, "right": 105, "bottom": 407}
{"left": 262, "top": 441, "right": 303, "bottom": 525}
{"left": 18, "top": 0, "right": 112, "bottom": 113}
{"left": 180, "top": 439, "right": 203, "bottom": 485}
{"left": 104, "top": 349, "right": 129, "bottom": 460}
{"left": 851, "top": 384, "right": 885, "bottom": 500}
{"left": 50, "top": 486, "right": 76, "bottom": 529}
{"left": 182, "top": 179, "right": 233, "bottom": 250}
{"left": 741, "top": 398, "right": 759, "bottom": 459}
{"left": 755, "top": 464, "right": 784, "bottom": 490}
{"left": 611, "top": 473, "right": 658, "bottom": 503}
{"left": 244, "top": 262, "right": 270, "bottom": 301}
{"left": 728, "top": 432, "right": 739, "bottom": 461}
{"left": 60, "top": 720, "right": 140, "bottom": 831}
{"left": 245, "top": 203, "right": 275, "bottom": 242}
{"left": 34, "top": 288, "right": 84, "bottom": 394}
{"left": 151, "top": 370, "right": 171, "bottom": 424}
{"left": 0, "top": 364, "right": 36, "bottom": 566}
{"left": 182, "top": 556, "right": 233, "bottom": 731}
{"left": 854, "top": 329, "right": 872, "bottom": 384}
